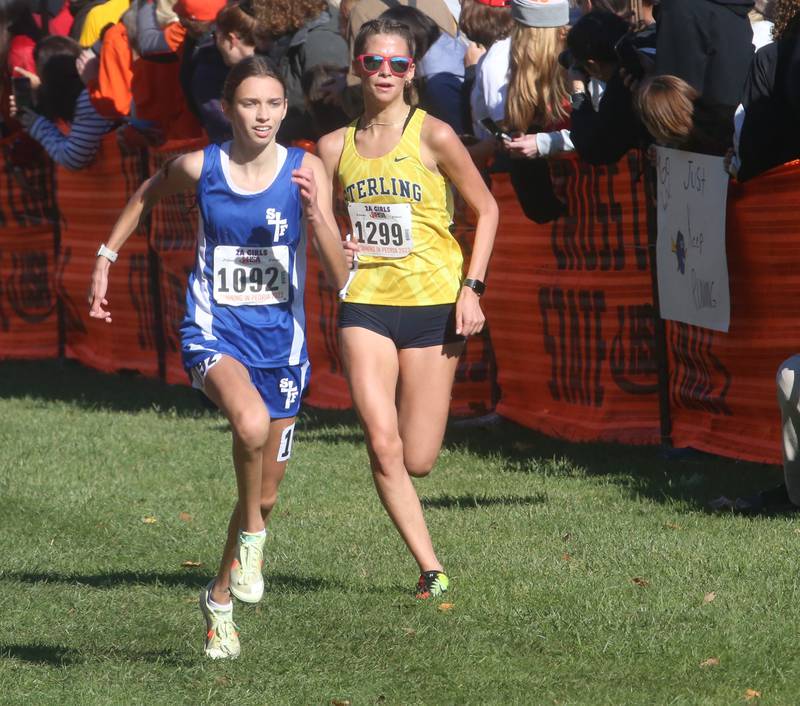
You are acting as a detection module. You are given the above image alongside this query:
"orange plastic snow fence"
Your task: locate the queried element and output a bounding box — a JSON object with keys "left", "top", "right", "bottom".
{"left": 6, "top": 135, "right": 800, "bottom": 466}
{"left": 0, "top": 136, "right": 58, "bottom": 359}
{"left": 665, "top": 162, "right": 800, "bottom": 464}
{"left": 483, "top": 153, "right": 662, "bottom": 446}
{"left": 55, "top": 134, "right": 157, "bottom": 377}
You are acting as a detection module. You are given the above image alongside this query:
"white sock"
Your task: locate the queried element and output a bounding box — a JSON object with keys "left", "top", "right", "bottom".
{"left": 208, "top": 594, "right": 232, "bottom": 612}
{"left": 241, "top": 528, "right": 267, "bottom": 540}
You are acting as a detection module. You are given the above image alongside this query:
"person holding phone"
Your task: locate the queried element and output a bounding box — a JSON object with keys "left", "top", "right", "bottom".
{"left": 317, "top": 18, "right": 498, "bottom": 600}
{"left": 9, "top": 35, "right": 114, "bottom": 170}
{"left": 89, "top": 56, "right": 353, "bottom": 659}
{"left": 501, "top": 0, "right": 573, "bottom": 160}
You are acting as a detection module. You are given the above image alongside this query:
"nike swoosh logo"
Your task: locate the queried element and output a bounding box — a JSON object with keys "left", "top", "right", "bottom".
{"left": 394, "top": 156, "right": 409, "bottom": 162}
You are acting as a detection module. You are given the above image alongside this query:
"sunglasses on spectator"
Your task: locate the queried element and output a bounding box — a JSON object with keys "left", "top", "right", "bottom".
{"left": 355, "top": 54, "right": 414, "bottom": 77}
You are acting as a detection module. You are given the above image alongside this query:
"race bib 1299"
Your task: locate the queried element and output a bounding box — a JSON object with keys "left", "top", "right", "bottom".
{"left": 213, "top": 245, "right": 290, "bottom": 306}
{"left": 347, "top": 202, "right": 413, "bottom": 258}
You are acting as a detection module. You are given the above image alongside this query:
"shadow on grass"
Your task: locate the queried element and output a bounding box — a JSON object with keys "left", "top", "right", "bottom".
{"left": 0, "top": 643, "right": 79, "bottom": 666}
{"left": 442, "top": 418, "right": 784, "bottom": 514}
{"left": 0, "top": 643, "right": 192, "bottom": 667}
{"left": 1, "top": 360, "right": 784, "bottom": 512}
{"left": 0, "top": 360, "right": 360, "bottom": 432}
{"left": 0, "top": 359, "right": 206, "bottom": 416}
{"left": 421, "top": 493, "right": 547, "bottom": 510}
{"left": 4, "top": 570, "right": 344, "bottom": 593}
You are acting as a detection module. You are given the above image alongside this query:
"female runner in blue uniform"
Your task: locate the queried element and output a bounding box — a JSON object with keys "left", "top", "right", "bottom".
{"left": 88, "top": 56, "right": 352, "bottom": 659}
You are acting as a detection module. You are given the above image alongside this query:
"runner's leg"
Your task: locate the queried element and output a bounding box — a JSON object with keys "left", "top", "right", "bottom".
{"left": 201, "top": 355, "right": 270, "bottom": 603}
{"left": 340, "top": 326, "right": 442, "bottom": 572}
{"left": 397, "top": 342, "right": 462, "bottom": 476}
{"left": 212, "top": 416, "right": 297, "bottom": 600}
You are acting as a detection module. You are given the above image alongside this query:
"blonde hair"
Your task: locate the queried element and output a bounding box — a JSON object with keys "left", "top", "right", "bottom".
{"left": 505, "top": 24, "right": 569, "bottom": 133}
{"left": 636, "top": 75, "right": 697, "bottom": 147}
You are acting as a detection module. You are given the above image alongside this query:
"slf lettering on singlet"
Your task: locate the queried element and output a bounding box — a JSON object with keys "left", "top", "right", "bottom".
{"left": 213, "top": 245, "right": 290, "bottom": 306}
{"left": 347, "top": 202, "right": 413, "bottom": 258}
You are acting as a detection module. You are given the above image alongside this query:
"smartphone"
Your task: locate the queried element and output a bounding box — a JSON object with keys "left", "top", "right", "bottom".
{"left": 480, "top": 117, "right": 512, "bottom": 142}
{"left": 12, "top": 76, "right": 33, "bottom": 112}
{"left": 614, "top": 34, "right": 645, "bottom": 81}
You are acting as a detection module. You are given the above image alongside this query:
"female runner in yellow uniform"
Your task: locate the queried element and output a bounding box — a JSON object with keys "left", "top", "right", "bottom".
{"left": 318, "top": 18, "right": 498, "bottom": 598}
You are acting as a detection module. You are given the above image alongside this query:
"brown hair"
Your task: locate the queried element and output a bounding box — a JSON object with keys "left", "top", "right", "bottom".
{"left": 459, "top": 0, "right": 513, "bottom": 48}
{"left": 249, "top": 0, "right": 325, "bottom": 38}
{"left": 771, "top": 0, "right": 800, "bottom": 40}
{"left": 34, "top": 35, "right": 84, "bottom": 122}
{"left": 353, "top": 17, "right": 416, "bottom": 58}
{"left": 505, "top": 24, "right": 569, "bottom": 132}
{"left": 635, "top": 74, "right": 697, "bottom": 147}
{"left": 222, "top": 53, "right": 286, "bottom": 104}
{"left": 215, "top": 2, "right": 268, "bottom": 50}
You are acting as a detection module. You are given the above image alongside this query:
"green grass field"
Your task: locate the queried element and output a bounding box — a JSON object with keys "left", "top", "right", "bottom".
{"left": 1, "top": 359, "right": 798, "bottom": 705}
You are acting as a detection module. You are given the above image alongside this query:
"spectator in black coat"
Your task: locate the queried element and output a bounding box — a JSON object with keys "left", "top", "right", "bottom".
{"left": 655, "top": 0, "right": 755, "bottom": 107}
{"left": 732, "top": 0, "right": 800, "bottom": 180}
{"left": 566, "top": 10, "right": 652, "bottom": 164}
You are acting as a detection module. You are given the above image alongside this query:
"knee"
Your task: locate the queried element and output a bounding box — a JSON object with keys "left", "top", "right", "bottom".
{"left": 231, "top": 407, "right": 270, "bottom": 450}
{"left": 405, "top": 455, "right": 435, "bottom": 478}
{"left": 367, "top": 432, "right": 404, "bottom": 473}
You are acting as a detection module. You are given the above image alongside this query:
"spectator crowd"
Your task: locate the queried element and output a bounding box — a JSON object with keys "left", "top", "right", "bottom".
{"left": 1, "top": 0, "right": 795, "bottom": 187}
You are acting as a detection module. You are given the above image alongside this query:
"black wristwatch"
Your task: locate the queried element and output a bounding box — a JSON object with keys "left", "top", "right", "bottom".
{"left": 462, "top": 278, "right": 486, "bottom": 296}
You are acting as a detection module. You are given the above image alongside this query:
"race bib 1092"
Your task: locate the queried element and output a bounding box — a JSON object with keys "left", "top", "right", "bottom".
{"left": 213, "top": 245, "right": 290, "bottom": 306}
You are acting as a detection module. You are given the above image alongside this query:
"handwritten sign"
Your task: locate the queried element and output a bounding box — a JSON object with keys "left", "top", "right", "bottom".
{"left": 656, "top": 147, "right": 730, "bottom": 332}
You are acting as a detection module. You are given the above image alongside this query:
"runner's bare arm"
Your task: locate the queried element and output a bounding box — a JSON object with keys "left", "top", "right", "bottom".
{"left": 423, "top": 116, "right": 498, "bottom": 336}
{"left": 317, "top": 128, "right": 347, "bottom": 213}
{"left": 317, "top": 128, "right": 360, "bottom": 276}
{"left": 294, "top": 151, "right": 349, "bottom": 290}
{"left": 89, "top": 150, "right": 204, "bottom": 323}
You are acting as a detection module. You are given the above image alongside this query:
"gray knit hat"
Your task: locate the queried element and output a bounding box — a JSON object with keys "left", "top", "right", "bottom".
{"left": 510, "top": 0, "right": 569, "bottom": 27}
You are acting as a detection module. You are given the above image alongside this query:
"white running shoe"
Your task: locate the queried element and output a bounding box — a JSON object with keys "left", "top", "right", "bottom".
{"left": 199, "top": 582, "right": 240, "bottom": 660}
{"left": 229, "top": 530, "right": 266, "bottom": 603}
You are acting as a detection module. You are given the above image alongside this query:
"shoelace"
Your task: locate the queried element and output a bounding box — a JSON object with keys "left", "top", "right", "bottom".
{"left": 211, "top": 610, "right": 239, "bottom": 649}
{"left": 239, "top": 540, "right": 261, "bottom": 583}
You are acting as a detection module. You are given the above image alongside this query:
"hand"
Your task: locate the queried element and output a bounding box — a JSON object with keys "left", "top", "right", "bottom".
{"left": 76, "top": 49, "right": 99, "bottom": 85}
{"left": 8, "top": 94, "right": 38, "bottom": 129}
{"left": 88, "top": 260, "right": 113, "bottom": 323}
{"left": 567, "top": 67, "right": 587, "bottom": 91}
{"left": 455, "top": 286, "right": 485, "bottom": 337}
{"left": 291, "top": 167, "right": 320, "bottom": 218}
{"left": 12, "top": 66, "right": 41, "bottom": 90}
{"left": 343, "top": 236, "right": 359, "bottom": 269}
{"left": 464, "top": 41, "right": 485, "bottom": 68}
{"left": 503, "top": 133, "right": 539, "bottom": 159}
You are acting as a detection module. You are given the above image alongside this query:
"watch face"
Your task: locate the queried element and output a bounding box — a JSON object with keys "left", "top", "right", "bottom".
{"left": 464, "top": 278, "right": 485, "bottom": 295}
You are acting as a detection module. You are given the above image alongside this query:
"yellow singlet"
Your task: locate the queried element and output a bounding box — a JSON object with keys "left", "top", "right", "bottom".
{"left": 337, "top": 108, "right": 464, "bottom": 306}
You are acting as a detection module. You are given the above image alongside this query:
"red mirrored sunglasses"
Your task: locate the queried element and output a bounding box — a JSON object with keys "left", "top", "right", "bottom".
{"left": 355, "top": 54, "right": 414, "bottom": 77}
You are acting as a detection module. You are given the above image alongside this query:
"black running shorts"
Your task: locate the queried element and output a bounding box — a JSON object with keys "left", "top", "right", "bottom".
{"left": 338, "top": 302, "right": 464, "bottom": 349}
